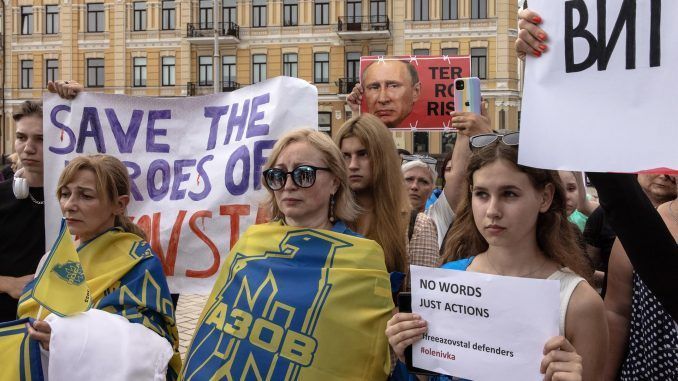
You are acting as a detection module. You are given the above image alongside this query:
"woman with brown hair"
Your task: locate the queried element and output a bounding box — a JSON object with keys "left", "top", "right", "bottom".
{"left": 386, "top": 135, "right": 606, "bottom": 380}
{"left": 17, "top": 154, "right": 181, "bottom": 380}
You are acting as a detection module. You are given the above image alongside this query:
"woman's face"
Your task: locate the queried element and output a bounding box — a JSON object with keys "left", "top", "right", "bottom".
{"left": 471, "top": 160, "right": 553, "bottom": 249}
{"left": 272, "top": 141, "right": 339, "bottom": 228}
{"left": 340, "top": 136, "right": 373, "bottom": 192}
{"left": 59, "top": 169, "right": 119, "bottom": 242}
{"left": 558, "top": 171, "right": 579, "bottom": 216}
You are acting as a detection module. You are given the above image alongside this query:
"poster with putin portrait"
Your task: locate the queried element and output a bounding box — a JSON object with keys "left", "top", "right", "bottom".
{"left": 359, "top": 55, "right": 471, "bottom": 130}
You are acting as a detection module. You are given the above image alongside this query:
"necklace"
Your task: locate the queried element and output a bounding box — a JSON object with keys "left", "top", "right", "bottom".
{"left": 669, "top": 200, "right": 678, "bottom": 223}
{"left": 485, "top": 252, "right": 548, "bottom": 278}
{"left": 29, "top": 193, "right": 44, "bottom": 205}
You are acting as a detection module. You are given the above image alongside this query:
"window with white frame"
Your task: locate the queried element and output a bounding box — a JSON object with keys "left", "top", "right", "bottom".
{"left": 252, "top": 54, "right": 267, "bottom": 83}
{"left": 199, "top": 56, "right": 213, "bottom": 86}
{"left": 471, "top": 47, "right": 487, "bottom": 79}
{"left": 162, "top": 0, "right": 176, "bottom": 30}
{"left": 471, "top": 0, "right": 487, "bottom": 19}
{"left": 252, "top": 0, "right": 267, "bottom": 27}
{"left": 314, "top": 0, "right": 329, "bottom": 25}
{"left": 133, "top": 2, "right": 147, "bottom": 31}
{"left": 413, "top": 0, "right": 429, "bottom": 21}
{"left": 162, "top": 56, "right": 175, "bottom": 86}
{"left": 199, "top": 0, "right": 213, "bottom": 29}
{"left": 283, "top": 53, "right": 298, "bottom": 78}
{"left": 45, "top": 5, "right": 59, "bottom": 34}
{"left": 87, "top": 58, "right": 105, "bottom": 87}
{"left": 222, "top": 55, "right": 236, "bottom": 85}
{"left": 133, "top": 57, "right": 147, "bottom": 87}
{"left": 442, "top": 0, "right": 458, "bottom": 20}
{"left": 21, "top": 60, "right": 33, "bottom": 89}
{"left": 442, "top": 47, "right": 459, "bottom": 56}
{"left": 21, "top": 6, "right": 33, "bottom": 35}
{"left": 87, "top": 3, "right": 105, "bottom": 32}
{"left": 283, "top": 0, "right": 298, "bottom": 26}
{"left": 45, "top": 59, "right": 59, "bottom": 85}
{"left": 314, "top": 52, "right": 329, "bottom": 83}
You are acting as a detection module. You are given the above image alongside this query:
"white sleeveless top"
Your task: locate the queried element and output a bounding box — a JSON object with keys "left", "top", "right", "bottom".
{"left": 547, "top": 269, "right": 585, "bottom": 335}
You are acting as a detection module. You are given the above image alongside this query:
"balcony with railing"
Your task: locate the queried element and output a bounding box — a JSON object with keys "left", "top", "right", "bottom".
{"left": 186, "top": 22, "right": 240, "bottom": 44}
{"left": 186, "top": 81, "right": 242, "bottom": 96}
{"left": 335, "top": 78, "right": 359, "bottom": 95}
{"left": 337, "top": 16, "right": 390, "bottom": 39}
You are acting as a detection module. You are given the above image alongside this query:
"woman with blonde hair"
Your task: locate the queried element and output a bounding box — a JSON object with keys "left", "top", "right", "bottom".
{"left": 334, "top": 114, "right": 439, "bottom": 290}
{"left": 182, "top": 129, "right": 395, "bottom": 380}
{"left": 17, "top": 154, "right": 181, "bottom": 380}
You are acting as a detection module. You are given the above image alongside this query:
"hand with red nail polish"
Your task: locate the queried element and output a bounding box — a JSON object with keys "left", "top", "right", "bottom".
{"left": 516, "top": 9, "right": 549, "bottom": 59}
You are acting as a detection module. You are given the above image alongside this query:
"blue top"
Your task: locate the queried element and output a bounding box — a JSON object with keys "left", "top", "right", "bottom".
{"left": 440, "top": 257, "right": 475, "bottom": 271}
{"left": 390, "top": 257, "right": 475, "bottom": 381}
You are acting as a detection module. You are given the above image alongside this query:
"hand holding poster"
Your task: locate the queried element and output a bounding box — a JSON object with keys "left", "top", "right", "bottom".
{"left": 359, "top": 56, "right": 470, "bottom": 130}
{"left": 519, "top": 0, "right": 677, "bottom": 172}
{"left": 43, "top": 77, "right": 318, "bottom": 293}
{"left": 410, "top": 265, "right": 559, "bottom": 381}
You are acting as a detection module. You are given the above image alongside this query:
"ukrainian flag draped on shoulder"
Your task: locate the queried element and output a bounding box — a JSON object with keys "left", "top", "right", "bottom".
{"left": 181, "top": 220, "right": 394, "bottom": 381}
{"left": 0, "top": 318, "right": 44, "bottom": 381}
{"left": 16, "top": 226, "right": 181, "bottom": 380}
{"left": 29, "top": 218, "right": 91, "bottom": 317}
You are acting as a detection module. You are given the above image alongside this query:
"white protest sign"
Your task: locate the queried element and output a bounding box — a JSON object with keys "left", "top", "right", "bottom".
{"left": 43, "top": 77, "right": 318, "bottom": 293}
{"left": 411, "top": 265, "right": 559, "bottom": 381}
{"left": 520, "top": 0, "right": 677, "bottom": 172}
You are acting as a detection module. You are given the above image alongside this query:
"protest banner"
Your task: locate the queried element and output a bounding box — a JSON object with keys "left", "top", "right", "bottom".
{"left": 410, "top": 265, "right": 559, "bottom": 380}
{"left": 520, "top": 0, "right": 677, "bottom": 173}
{"left": 359, "top": 55, "right": 471, "bottom": 130}
{"left": 43, "top": 77, "right": 318, "bottom": 293}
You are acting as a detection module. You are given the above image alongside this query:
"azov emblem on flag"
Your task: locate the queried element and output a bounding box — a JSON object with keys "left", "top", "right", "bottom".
{"left": 52, "top": 261, "right": 86, "bottom": 285}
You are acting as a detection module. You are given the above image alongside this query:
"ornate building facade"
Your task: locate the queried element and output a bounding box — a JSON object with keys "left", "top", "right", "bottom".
{"left": 1, "top": 0, "right": 520, "bottom": 155}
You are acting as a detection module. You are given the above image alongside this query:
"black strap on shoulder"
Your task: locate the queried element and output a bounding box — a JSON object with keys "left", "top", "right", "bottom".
{"left": 408, "top": 210, "right": 418, "bottom": 242}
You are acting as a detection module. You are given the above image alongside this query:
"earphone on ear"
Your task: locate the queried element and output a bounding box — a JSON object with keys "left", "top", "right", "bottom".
{"left": 13, "top": 176, "right": 29, "bottom": 199}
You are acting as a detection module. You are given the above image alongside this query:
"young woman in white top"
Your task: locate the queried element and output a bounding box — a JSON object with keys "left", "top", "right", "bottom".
{"left": 386, "top": 134, "right": 608, "bottom": 380}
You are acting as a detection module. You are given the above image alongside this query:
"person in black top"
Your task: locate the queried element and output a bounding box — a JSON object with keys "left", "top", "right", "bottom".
{"left": 583, "top": 206, "right": 616, "bottom": 295}
{"left": 588, "top": 173, "right": 678, "bottom": 320}
{"left": 0, "top": 101, "right": 46, "bottom": 322}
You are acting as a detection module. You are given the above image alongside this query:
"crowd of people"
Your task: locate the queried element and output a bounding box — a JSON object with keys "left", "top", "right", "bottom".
{"left": 0, "top": 8, "right": 676, "bottom": 380}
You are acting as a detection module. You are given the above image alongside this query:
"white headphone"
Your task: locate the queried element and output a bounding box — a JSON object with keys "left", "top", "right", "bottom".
{"left": 12, "top": 168, "right": 29, "bottom": 199}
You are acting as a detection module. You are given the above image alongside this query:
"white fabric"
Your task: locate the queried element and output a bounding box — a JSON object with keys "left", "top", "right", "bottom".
{"left": 43, "top": 309, "right": 173, "bottom": 381}
{"left": 426, "top": 193, "right": 455, "bottom": 248}
{"left": 547, "top": 269, "right": 585, "bottom": 336}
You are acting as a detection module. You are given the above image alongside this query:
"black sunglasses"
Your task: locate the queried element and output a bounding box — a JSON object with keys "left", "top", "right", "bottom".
{"left": 469, "top": 132, "right": 520, "bottom": 149}
{"left": 263, "top": 165, "right": 331, "bottom": 190}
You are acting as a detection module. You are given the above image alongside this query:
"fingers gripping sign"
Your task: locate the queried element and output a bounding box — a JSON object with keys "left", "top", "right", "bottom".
{"left": 385, "top": 312, "right": 428, "bottom": 362}
{"left": 540, "top": 336, "right": 583, "bottom": 381}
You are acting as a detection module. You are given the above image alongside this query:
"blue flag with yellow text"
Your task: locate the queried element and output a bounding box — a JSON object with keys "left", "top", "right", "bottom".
{"left": 181, "top": 220, "right": 394, "bottom": 381}
{"left": 29, "top": 218, "right": 91, "bottom": 318}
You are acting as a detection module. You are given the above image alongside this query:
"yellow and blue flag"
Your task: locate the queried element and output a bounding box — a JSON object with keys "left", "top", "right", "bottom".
{"left": 181, "top": 220, "right": 395, "bottom": 381}
{"left": 29, "top": 218, "right": 91, "bottom": 318}
{"left": 0, "top": 318, "right": 44, "bottom": 381}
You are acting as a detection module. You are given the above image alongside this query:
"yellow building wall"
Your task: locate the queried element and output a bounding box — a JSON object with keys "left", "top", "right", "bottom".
{"left": 1, "top": 0, "right": 520, "bottom": 156}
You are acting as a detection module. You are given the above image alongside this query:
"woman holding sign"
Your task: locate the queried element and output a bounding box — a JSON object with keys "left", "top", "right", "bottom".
{"left": 386, "top": 135, "right": 607, "bottom": 380}
{"left": 181, "top": 129, "right": 395, "bottom": 380}
{"left": 17, "top": 154, "right": 181, "bottom": 380}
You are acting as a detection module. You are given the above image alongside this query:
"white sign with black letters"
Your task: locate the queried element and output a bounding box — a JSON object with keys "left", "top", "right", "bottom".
{"left": 520, "top": 0, "right": 677, "bottom": 172}
{"left": 411, "top": 265, "right": 559, "bottom": 380}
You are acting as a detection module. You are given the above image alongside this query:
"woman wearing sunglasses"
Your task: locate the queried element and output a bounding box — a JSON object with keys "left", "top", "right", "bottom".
{"left": 386, "top": 134, "right": 607, "bottom": 380}
{"left": 181, "top": 129, "right": 395, "bottom": 380}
